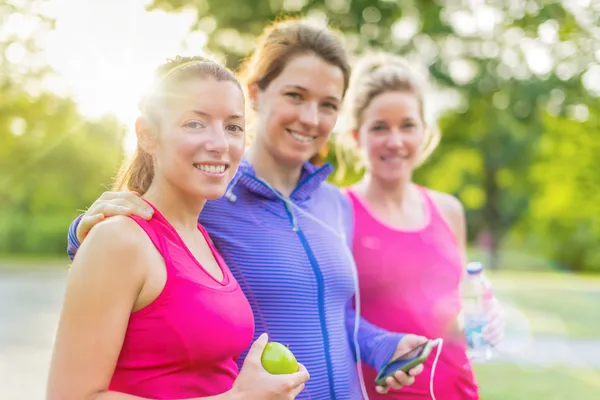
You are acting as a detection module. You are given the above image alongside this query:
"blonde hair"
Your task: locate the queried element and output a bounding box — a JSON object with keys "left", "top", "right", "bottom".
{"left": 114, "top": 56, "right": 241, "bottom": 195}
{"left": 343, "top": 52, "right": 440, "bottom": 167}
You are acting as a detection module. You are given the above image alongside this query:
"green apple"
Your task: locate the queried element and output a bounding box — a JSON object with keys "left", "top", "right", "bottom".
{"left": 261, "top": 341, "right": 299, "bottom": 374}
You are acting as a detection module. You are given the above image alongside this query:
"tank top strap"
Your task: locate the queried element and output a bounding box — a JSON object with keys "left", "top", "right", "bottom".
{"left": 415, "top": 185, "right": 454, "bottom": 234}
{"left": 345, "top": 188, "right": 366, "bottom": 214}
{"left": 128, "top": 214, "right": 176, "bottom": 275}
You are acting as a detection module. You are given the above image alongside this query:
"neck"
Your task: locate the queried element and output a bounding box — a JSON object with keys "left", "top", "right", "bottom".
{"left": 143, "top": 177, "right": 206, "bottom": 233}
{"left": 360, "top": 173, "right": 414, "bottom": 210}
{"left": 246, "top": 143, "right": 303, "bottom": 197}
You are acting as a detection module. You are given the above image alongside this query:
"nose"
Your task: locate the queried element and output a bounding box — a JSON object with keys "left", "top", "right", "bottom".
{"left": 298, "top": 101, "right": 319, "bottom": 128}
{"left": 386, "top": 129, "right": 404, "bottom": 149}
{"left": 205, "top": 125, "right": 229, "bottom": 154}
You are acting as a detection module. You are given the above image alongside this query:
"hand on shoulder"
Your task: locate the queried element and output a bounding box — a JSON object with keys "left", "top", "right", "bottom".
{"left": 72, "top": 215, "right": 153, "bottom": 283}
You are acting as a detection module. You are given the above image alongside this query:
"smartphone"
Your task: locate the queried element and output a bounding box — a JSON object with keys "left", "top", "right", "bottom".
{"left": 374, "top": 340, "right": 435, "bottom": 387}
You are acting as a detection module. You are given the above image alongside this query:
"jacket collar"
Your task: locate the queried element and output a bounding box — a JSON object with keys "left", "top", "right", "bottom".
{"left": 230, "top": 158, "right": 334, "bottom": 202}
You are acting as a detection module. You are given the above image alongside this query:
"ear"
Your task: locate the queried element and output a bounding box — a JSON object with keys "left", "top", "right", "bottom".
{"left": 247, "top": 83, "right": 259, "bottom": 111}
{"left": 135, "top": 116, "right": 158, "bottom": 155}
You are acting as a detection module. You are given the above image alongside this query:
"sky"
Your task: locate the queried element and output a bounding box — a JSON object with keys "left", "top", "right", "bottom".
{"left": 43, "top": 0, "right": 206, "bottom": 151}
{"left": 9, "top": 0, "right": 596, "bottom": 152}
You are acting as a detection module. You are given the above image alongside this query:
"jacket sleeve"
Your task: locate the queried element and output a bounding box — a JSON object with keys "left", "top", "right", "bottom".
{"left": 337, "top": 189, "right": 404, "bottom": 371}
{"left": 67, "top": 214, "right": 85, "bottom": 261}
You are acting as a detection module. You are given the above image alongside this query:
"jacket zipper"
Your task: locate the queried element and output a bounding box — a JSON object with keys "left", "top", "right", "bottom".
{"left": 246, "top": 174, "right": 337, "bottom": 399}
{"left": 283, "top": 200, "right": 337, "bottom": 400}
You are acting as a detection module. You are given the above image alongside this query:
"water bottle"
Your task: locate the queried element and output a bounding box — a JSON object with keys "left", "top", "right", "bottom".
{"left": 461, "top": 262, "right": 494, "bottom": 362}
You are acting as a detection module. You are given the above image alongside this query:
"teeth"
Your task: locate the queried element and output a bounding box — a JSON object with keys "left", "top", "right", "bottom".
{"left": 195, "top": 164, "right": 226, "bottom": 174}
{"left": 288, "top": 130, "right": 314, "bottom": 143}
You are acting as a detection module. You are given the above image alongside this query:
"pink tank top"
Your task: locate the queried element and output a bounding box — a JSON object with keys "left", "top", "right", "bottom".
{"left": 347, "top": 187, "right": 479, "bottom": 400}
{"left": 108, "top": 201, "right": 255, "bottom": 399}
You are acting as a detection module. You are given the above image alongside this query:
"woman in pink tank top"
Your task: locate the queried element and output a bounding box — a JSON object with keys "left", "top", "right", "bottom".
{"left": 47, "top": 57, "right": 309, "bottom": 400}
{"left": 342, "top": 53, "right": 505, "bottom": 399}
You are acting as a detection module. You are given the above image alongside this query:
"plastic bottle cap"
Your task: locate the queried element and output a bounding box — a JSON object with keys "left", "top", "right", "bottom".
{"left": 466, "top": 262, "right": 484, "bottom": 275}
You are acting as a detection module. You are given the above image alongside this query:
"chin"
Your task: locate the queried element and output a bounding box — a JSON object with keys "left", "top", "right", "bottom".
{"left": 374, "top": 171, "right": 408, "bottom": 184}
{"left": 187, "top": 184, "right": 228, "bottom": 201}
{"left": 279, "top": 148, "right": 313, "bottom": 168}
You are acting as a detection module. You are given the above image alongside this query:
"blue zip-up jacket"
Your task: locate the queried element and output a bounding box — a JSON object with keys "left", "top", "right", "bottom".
{"left": 67, "top": 159, "right": 404, "bottom": 399}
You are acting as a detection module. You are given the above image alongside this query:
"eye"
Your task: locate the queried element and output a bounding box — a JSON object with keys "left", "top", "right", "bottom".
{"left": 184, "top": 120, "right": 205, "bottom": 130}
{"left": 285, "top": 92, "right": 302, "bottom": 100}
{"left": 226, "top": 124, "right": 244, "bottom": 133}
{"left": 322, "top": 102, "right": 339, "bottom": 112}
{"left": 371, "top": 124, "right": 387, "bottom": 132}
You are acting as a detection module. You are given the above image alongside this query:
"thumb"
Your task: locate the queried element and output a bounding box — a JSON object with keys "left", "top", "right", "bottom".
{"left": 78, "top": 214, "right": 104, "bottom": 241}
{"left": 245, "top": 333, "right": 268, "bottom": 361}
{"left": 403, "top": 334, "right": 429, "bottom": 347}
{"left": 289, "top": 363, "right": 310, "bottom": 386}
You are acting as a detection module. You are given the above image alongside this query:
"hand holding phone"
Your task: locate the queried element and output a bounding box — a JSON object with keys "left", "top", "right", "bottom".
{"left": 375, "top": 340, "right": 436, "bottom": 388}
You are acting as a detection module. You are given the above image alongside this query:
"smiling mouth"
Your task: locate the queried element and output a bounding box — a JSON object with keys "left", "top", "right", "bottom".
{"left": 380, "top": 155, "right": 410, "bottom": 161}
{"left": 286, "top": 128, "right": 315, "bottom": 144}
{"left": 193, "top": 163, "right": 229, "bottom": 175}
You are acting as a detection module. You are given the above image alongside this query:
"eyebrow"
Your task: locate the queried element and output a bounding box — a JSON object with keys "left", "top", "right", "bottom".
{"left": 371, "top": 117, "right": 417, "bottom": 125}
{"left": 189, "top": 110, "right": 244, "bottom": 120}
{"left": 283, "top": 85, "right": 341, "bottom": 102}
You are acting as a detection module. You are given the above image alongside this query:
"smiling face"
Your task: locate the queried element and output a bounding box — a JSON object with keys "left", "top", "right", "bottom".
{"left": 143, "top": 77, "right": 246, "bottom": 200}
{"left": 356, "top": 90, "right": 426, "bottom": 184}
{"left": 249, "top": 53, "right": 345, "bottom": 168}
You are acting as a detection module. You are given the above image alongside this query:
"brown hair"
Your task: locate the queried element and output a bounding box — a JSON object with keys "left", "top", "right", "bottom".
{"left": 238, "top": 18, "right": 351, "bottom": 164}
{"left": 114, "top": 56, "right": 242, "bottom": 195}
{"left": 344, "top": 52, "right": 440, "bottom": 166}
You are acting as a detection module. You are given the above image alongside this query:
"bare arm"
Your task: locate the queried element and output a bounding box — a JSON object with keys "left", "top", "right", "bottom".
{"left": 50, "top": 216, "right": 232, "bottom": 400}
{"left": 93, "top": 392, "right": 233, "bottom": 400}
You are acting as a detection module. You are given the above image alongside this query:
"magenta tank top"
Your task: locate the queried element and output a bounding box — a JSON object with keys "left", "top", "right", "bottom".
{"left": 108, "top": 201, "right": 255, "bottom": 399}
{"left": 347, "top": 187, "right": 479, "bottom": 400}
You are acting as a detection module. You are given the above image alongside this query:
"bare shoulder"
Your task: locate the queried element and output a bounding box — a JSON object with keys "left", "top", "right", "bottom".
{"left": 72, "top": 216, "right": 153, "bottom": 281}
{"left": 425, "top": 188, "right": 465, "bottom": 234}
{"left": 80, "top": 215, "right": 149, "bottom": 252}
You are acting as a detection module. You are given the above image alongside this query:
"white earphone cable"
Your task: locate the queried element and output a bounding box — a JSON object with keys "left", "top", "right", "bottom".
{"left": 429, "top": 338, "right": 443, "bottom": 400}
{"left": 251, "top": 182, "right": 443, "bottom": 400}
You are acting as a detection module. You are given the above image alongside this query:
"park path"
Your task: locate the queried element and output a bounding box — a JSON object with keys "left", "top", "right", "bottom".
{"left": 1, "top": 265, "right": 599, "bottom": 399}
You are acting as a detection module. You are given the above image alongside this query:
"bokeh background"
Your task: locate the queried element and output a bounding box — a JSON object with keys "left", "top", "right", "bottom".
{"left": 1, "top": 0, "right": 599, "bottom": 399}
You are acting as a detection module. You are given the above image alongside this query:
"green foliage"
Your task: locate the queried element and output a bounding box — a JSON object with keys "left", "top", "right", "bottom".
{"left": 2, "top": 0, "right": 599, "bottom": 274}
{"left": 0, "top": 90, "right": 126, "bottom": 255}
{"left": 0, "top": 1, "right": 126, "bottom": 256}
{"left": 144, "top": 0, "right": 600, "bottom": 272}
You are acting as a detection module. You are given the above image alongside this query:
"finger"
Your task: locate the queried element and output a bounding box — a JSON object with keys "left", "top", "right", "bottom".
{"left": 393, "top": 370, "right": 414, "bottom": 387}
{"left": 110, "top": 198, "right": 153, "bottom": 219}
{"left": 385, "top": 375, "right": 405, "bottom": 390}
{"left": 99, "top": 190, "right": 140, "bottom": 201}
{"left": 375, "top": 385, "right": 388, "bottom": 394}
{"left": 119, "top": 193, "right": 154, "bottom": 218}
{"left": 91, "top": 196, "right": 153, "bottom": 219}
{"left": 78, "top": 214, "right": 105, "bottom": 240}
{"left": 245, "top": 333, "right": 268, "bottom": 362}
{"left": 408, "top": 363, "right": 424, "bottom": 377}
{"left": 290, "top": 382, "right": 305, "bottom": 397}
{"left": 95, "top": 204, "right": 138, "bottom": 218}
{"left": 401, "top": 334, "right": 429, "bottom": 347}
{"left": 288, "top": 363, "right": 310, "bottom": 386}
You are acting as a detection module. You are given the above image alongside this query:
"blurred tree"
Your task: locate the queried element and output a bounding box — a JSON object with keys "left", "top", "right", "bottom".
{"left": 0, "top": 89, "right": 126, "bottom": 255}
{"left": 0, "top": 0, "right": 126, "bottom": 256}
{"left": 147, "top": 0, "right": 600, "bottom": 271}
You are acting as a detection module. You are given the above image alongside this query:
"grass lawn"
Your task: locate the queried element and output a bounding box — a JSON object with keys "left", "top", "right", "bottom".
{"left": 472, "top": 268, "right": 600, "bottom": 399}
{"left": 486, "top": 270, "right": 600, "bottom": 340}
{"left": 475, "top": 363, "right": 600, "bottom": 400}
{"left": 0, "top": 254, "right": 68, "bottom": 270}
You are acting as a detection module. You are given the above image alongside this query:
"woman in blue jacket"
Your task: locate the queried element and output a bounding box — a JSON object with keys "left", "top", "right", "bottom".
{"left": 66, "top": 19, "right": 426, "bottom": 399}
